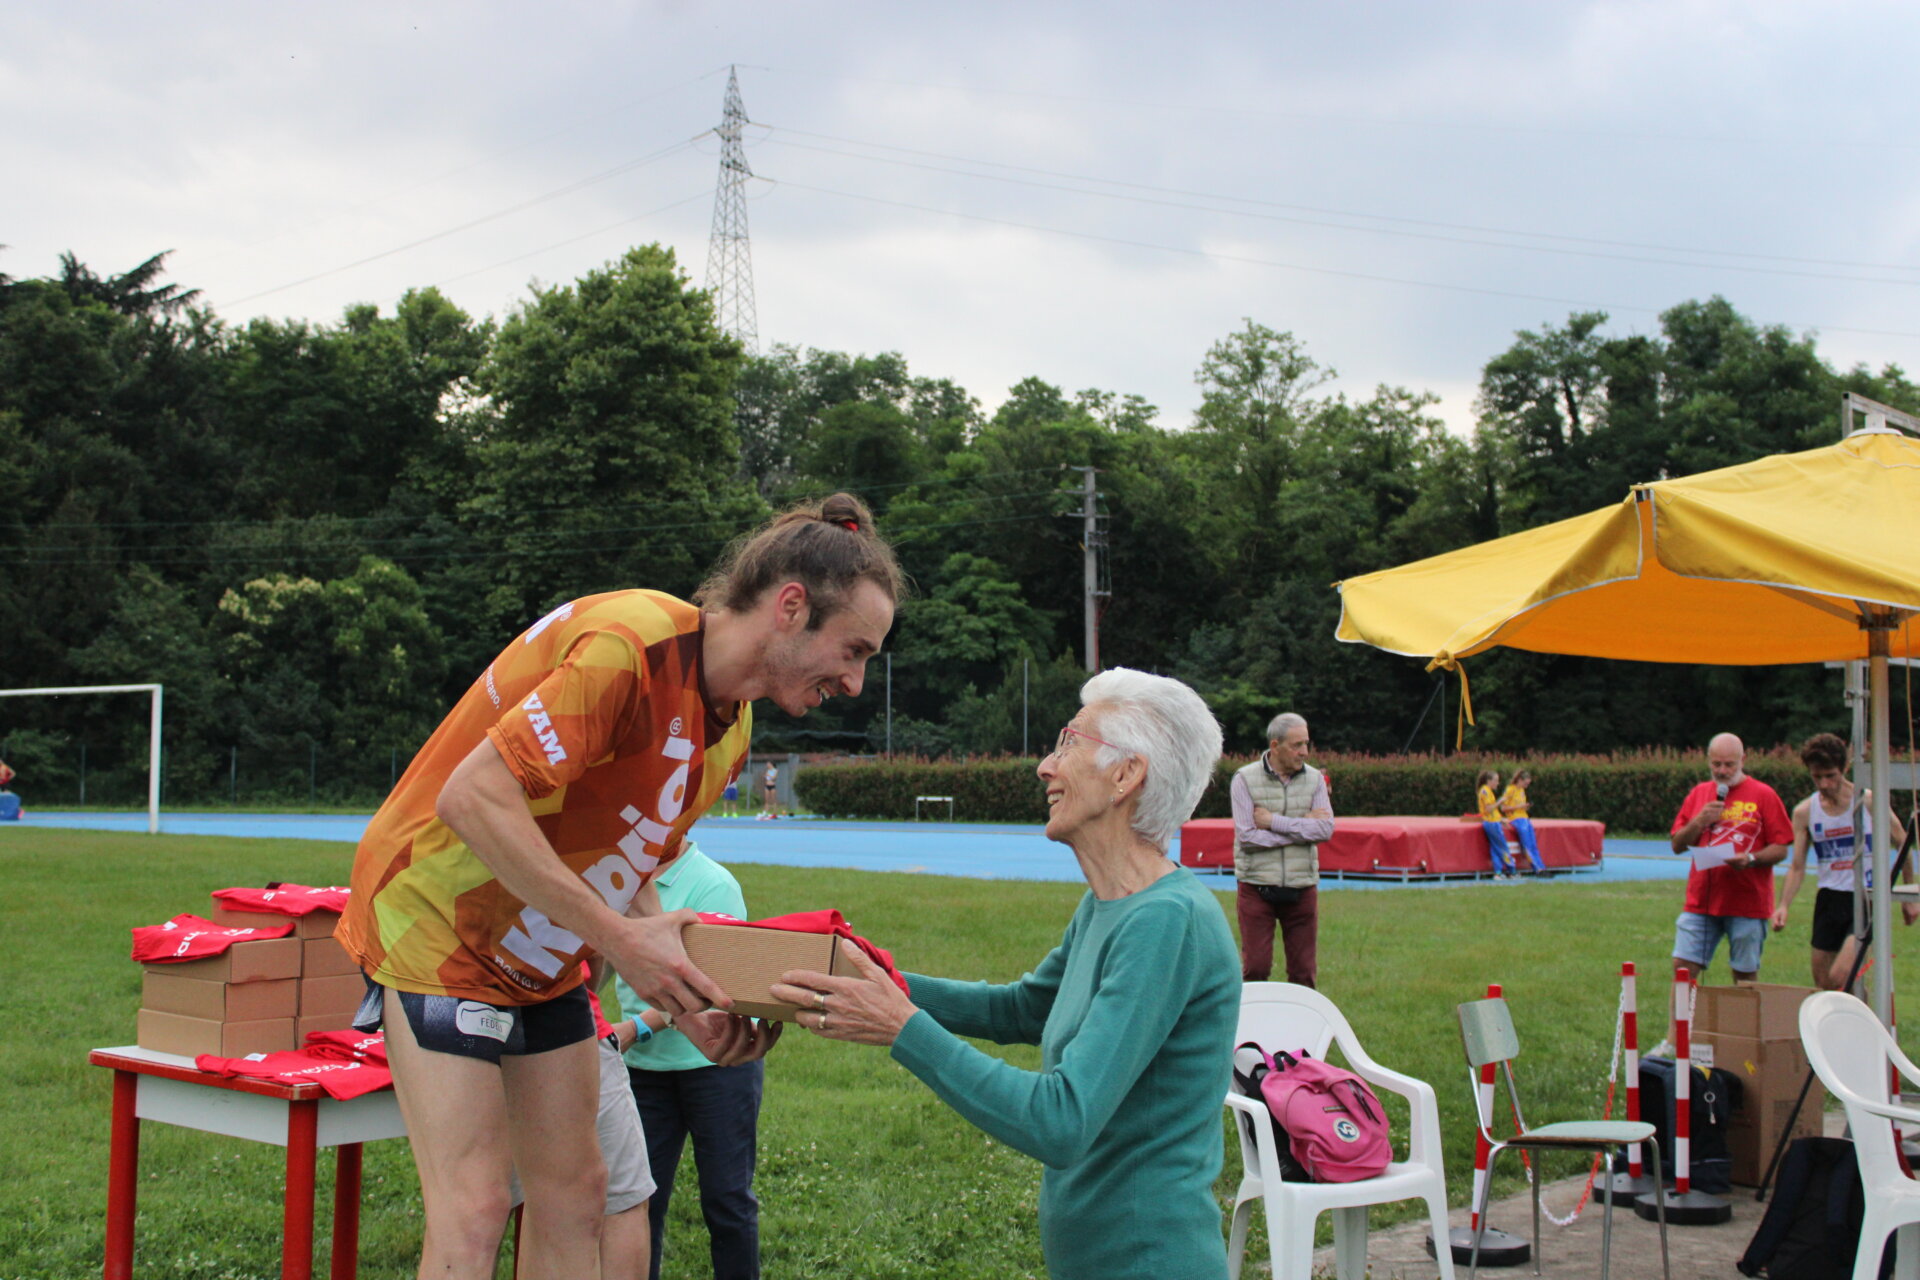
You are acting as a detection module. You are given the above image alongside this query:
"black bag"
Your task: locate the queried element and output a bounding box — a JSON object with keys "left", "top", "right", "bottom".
{"left": 1230, "top": 1046, "right": 1311, "bottom": 1182}
{"left": 1638, "top": 1056, "right": 1737, "bottom": 1194}
{"left": 1252, "top": 883, "right": 1303, "bottom": 908}
{"left": 1738, "top": 1136, "right": 1892, "bottom": 1279}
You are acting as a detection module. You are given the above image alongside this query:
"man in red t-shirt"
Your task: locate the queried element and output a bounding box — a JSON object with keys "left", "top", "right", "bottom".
{"left": 1669, "top": 732, "right": 1794, "bottom": 981}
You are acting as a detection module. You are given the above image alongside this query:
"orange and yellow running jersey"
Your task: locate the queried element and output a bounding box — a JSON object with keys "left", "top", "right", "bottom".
{"left": 337, "top": 590, "right": 751, "bottom": 1004}
{"left": 1498, "top": 784, "right": 1529, "bottom": 819}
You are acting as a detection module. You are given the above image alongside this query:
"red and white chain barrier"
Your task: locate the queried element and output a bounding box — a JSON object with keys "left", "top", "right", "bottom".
{"left": 1469, "top": 980, "right": 1501, "bottom": 1236}
{"left": 1673, "top": 965, "right": 1696, "bottom": 1195}
{"left": 1623, "top": 961, "right": 1643, "bottom": 1179}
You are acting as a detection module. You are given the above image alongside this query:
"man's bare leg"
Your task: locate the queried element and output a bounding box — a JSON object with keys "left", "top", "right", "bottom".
{"left": 600, "top": 1202, "right": 651, "bottom": 1280}
{"left": 381, "top": 990, "right": 516, "bottom": 1279}
{"left": 502, "top": 1039, "right": 608, "bottom": 1279}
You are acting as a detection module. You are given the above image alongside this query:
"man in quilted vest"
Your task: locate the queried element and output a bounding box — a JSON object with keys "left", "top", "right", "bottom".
{"left": 1230, "top": 712, "right": 1335, "bottom": 986}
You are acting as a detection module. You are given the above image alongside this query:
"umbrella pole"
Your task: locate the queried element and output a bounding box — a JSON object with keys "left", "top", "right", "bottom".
{"left": 1870, "top": 626, "right": 1896, "bottom": 1028}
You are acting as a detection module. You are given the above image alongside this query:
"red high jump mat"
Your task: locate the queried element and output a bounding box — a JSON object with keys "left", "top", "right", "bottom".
{"left": 1176, "top": 816, "right": 1606, "bottom": 879}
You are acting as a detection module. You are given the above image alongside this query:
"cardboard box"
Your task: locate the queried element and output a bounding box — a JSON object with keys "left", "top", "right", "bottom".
{"left": 1697, "top": 1029, "right": 1826, "bottom": 1183}
{"left": 142, "top": 972, "right": 297, "bottom": 1022}
{"left": 1693, "top": 982, "right": 1819, "bottom": 1041}
{"left": 683, "top": 922, "right": 846, "bottom": 1021}
{"left": 209, "top": 902, "right": 340, "bottom": 939}
{"left": 300, "top": 973, "right": 365, "bottom": 1018}
{"left": 136, "top": 1009, "right": 295, "bottom": 1058}
{"left": 142, "top": 936, "right": 301, "bottom": 983}
{"left": 302, "top": 936, "right": 359, "bottom": 977}
{"left": 1725, "top": 1102, "right": 1825, "bottom": 1185}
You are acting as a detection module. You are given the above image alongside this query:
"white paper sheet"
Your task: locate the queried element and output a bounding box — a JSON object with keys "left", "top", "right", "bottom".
{"left": 1689, "top": 842, "right": 1738, "bottom": 870}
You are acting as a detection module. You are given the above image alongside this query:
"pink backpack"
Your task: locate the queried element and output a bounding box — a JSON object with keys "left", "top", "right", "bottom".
{"left": 1236, "top": 1043, "right": 1392, "bottom": 1182}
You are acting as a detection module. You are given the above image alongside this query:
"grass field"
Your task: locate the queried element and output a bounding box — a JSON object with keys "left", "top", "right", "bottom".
{"left": 4, "top": 827, "right": 1906, "bottom": 1279}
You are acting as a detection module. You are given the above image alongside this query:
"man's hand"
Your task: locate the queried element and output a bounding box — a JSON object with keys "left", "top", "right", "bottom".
{"left": 598, "top": 909, "right": 731, "bottom": 1019}
{"left": 1698, "top": 798, "right": 1726, "bottom": 826}
{"left": 677, "top": 1010, "right": 783, "bottom": 1067}
{"left": 1251, "top": 804, "right": 1274, "bottom": 828}
{"left": 1770, "top": 906, "right": 1789, "bottom": 932}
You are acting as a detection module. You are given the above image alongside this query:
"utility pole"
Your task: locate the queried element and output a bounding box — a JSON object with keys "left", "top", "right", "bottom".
{"left": 704, "top": 66, "right": 758, "bottom": 352}
{"left": 1067, "top": 466, "right": 1110, "bottom": 672}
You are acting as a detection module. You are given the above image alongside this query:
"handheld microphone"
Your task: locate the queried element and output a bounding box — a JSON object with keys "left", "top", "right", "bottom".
{"left": 1715, "top": 782, "right": 1729, "bottom": 802}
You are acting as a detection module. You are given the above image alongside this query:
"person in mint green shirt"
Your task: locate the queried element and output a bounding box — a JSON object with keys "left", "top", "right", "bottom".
{"left": 772, "top": 668, "right": 1238, "bottom": 1279}
{"left": 610, "top": 842, "right": 766, "bottom": 1280}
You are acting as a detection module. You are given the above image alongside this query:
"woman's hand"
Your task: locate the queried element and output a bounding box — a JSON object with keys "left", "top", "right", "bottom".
{"left": 677, "top": 1009, "right": 784, "bottom": 1066}
{"left": 770, "top": 938, "right": 918, "bottom": 1046}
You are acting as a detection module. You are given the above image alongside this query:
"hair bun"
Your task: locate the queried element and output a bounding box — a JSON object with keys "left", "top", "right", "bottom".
{"left": 819, "top": 493, "right": 868, "bottom": 534}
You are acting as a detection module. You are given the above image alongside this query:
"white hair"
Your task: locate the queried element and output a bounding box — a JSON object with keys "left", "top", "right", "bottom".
{"left": 1080, "top": 667, "right": 1225, "bottom": 850}
{"left": 1266, "top": 711, "right": 1307, "bottom": 743}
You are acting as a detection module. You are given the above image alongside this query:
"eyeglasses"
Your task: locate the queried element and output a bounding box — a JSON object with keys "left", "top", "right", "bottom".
{"left": 1054, "top": 725, "right": 1118, "bottom": 756}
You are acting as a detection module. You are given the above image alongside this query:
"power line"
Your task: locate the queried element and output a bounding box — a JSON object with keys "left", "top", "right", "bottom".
{"left": 14, "top": 510, "right": 1060, "bottom": 569}
{"left": 764, "top": 177, "right": 1920, "bottom": 343}
{"left": 761, "top": 127, "right": 1920, "bottom": 281}
{"left": 23, "top": 466, "right": 1065, "bottom": 532}
{"left": 431, "top": 191, "right": 710, "bottom": 288}
{"left": 214, "top": 137, "right": 705, "bottom": 309}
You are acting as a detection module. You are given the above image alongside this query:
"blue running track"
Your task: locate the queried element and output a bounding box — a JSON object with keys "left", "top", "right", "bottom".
{"left": 8, "top": 810, "right": 1689, "bottom": 889}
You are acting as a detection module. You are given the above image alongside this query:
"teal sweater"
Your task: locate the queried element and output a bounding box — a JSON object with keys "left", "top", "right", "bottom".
{"left": 890, "top": 870, "right": 1238, "bottom": 1279}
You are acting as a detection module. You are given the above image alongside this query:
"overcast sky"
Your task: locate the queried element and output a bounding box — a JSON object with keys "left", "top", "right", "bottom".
{"left": 9, "top": 2, "right": 1920, "bottom": 435}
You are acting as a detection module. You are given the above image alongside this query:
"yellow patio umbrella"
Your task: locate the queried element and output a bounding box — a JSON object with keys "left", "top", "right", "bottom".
{"left": 1336, "top": 425, "right": 1920, "bottom": 1022}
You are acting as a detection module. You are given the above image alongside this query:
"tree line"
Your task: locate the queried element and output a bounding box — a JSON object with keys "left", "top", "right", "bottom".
{"left": 2, "top": 246, "right": 1913, "bottom": 804}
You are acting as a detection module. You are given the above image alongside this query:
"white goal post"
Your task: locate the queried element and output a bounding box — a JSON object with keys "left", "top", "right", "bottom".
{"left": 0, "top": 684, "right": 163, "bottom": 833}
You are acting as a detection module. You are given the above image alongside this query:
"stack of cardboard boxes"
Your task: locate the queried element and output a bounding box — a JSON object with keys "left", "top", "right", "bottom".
{"left": 1693, "top": 982, "right": 1825, "bottom": 1185}
{"left": 135, "top": 893, "right": 358, "bottom": 1058}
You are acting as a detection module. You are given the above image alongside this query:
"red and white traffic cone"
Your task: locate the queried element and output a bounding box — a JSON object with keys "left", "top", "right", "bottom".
{"left": 1597, "top": 962, "right": 1660, "bottom": 1205}
{"left": 1434, "top": 982, "right": 1530, "bottom": 1268}
{"left": 1635, "top": 966, "right": 1729, "bottom": 1225}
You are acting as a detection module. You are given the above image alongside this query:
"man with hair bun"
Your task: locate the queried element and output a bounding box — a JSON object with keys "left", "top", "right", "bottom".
{"left": 1772, "top": 732, "right": 1913, "bottom": 990}
{"left": 336, "top": 492, "right": 903, "bottom": 1279}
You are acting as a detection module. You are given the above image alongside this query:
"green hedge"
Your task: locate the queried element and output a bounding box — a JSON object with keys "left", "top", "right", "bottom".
{"left": 796, "top": 748, "right": 1918, "bottom": 833}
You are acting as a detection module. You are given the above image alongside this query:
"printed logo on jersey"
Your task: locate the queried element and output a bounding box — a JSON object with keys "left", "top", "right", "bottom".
{"left": 496, "top": 723, "right": 699, "bottom": 979}
{"left": 524, "top": 602, "right": 574, "bottom": 644}
{"left": 455, "top": 1002, "right": 515, "bottom": 1042}
{"left": 523, "top": 692, "right": 567, "bottom": 765}
{"left": 484, "top": 665, "right": 500, "bottom": 708}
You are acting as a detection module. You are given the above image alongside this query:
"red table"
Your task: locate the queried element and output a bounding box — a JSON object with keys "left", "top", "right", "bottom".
{"left": 90, "top": 1045, "right": 405, "bottom": 1280}
{"left": 1177, "top": 815, "right": 1606, "bottom": 878}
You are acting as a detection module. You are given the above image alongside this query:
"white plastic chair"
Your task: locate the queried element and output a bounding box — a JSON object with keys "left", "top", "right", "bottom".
{"left": 1224, "top": 982, "right": 1455, "bottom": 1280}
{"left": 1798, "top": 990, "right": 1920, "bottom": 1280}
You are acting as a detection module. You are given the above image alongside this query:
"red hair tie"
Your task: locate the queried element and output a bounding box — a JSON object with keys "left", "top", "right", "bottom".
{"left": 835, "top": 518, "right": 859, "bottom": 532}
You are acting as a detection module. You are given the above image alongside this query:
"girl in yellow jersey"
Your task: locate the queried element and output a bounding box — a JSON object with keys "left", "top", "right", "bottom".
{"left": 1499, "top": 768, "right": 1547, "bottom": 874}
{"left": 1476, "top": 769, "right": 1516, "bottom": 877}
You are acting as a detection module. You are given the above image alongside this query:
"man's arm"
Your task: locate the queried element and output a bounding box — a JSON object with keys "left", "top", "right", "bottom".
{"left": 1264, "top": 774, "right": 1336, "bottom": 843}
{"left": 1230, "top": 771, "right": 1287, "bottom": 848}
{"left": 1772, "top": 799, "right": 1813, "bottom": 929}
{"left": 436, "top": 740, "right": 728, "bottom": 1018}
{"left": 1671, "top": 790, "right": 1719, "bottom": 855}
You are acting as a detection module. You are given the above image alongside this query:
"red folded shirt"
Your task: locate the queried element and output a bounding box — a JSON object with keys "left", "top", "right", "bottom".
{"left": 194, "top": 1046, "right": 392, "bottom": 1099}
{"left": 694, "top": 909, "right": 910, "bottom": 995}
{"left": 131, "top": 913, "right": 294, "bottom": 962}
{"left": 212, "top": 883, "right": 351, "bottom": 916}
{"left": 302, "top": 1028, "right": 388, "bottom": 1066}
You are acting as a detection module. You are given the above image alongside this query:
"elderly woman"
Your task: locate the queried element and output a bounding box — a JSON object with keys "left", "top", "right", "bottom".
{"left": 772, "top": 667, "right": 1238, "bottom": 1279}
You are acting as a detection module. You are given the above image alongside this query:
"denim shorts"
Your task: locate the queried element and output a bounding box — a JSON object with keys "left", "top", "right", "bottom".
{"left": 1672, "top": 911, "right": 1767, "bottom": 973}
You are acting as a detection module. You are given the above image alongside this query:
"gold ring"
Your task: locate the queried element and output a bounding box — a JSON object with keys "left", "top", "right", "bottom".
{"left": 815, "top": 990, "right": 827, "bottom": 1011}
{"left": 820, "top": 1012, "right": 830, "bottom": 1031}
